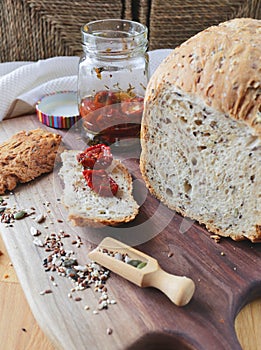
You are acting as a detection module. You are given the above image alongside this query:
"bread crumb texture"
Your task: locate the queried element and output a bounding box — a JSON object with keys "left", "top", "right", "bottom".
{"left": 140, "top": 18, "right": 261, "bottom": 242}
{"left": 0, "top": 129, "right": 62, "bottom": 194}
{"left": 59, "top": 151, "right": 139, "bottom": 227}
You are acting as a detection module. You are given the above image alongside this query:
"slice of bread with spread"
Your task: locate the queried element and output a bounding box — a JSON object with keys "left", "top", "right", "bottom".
{"left": 0, "top": 129, "right": 62, "bottom": 194}
{"left": 140, "top": 18, "right": 261, "bottom": 242}
{"left": 59, "top": 150, "right": 139, "bottom": 227}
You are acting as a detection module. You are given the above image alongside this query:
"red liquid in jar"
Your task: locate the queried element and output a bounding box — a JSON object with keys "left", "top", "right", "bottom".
{"left": 80, "top": 90, "right": 144, "bottom": 146}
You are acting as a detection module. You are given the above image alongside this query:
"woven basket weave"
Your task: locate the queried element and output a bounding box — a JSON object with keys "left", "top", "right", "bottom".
{"left": 0, "top": 0, "right": 124, "bottom": 62}
{"left": 149, "top": 0, "right": 261, "bottom": 50}
{"left": 0, "top": 0, "right": 260, "bottom": 61}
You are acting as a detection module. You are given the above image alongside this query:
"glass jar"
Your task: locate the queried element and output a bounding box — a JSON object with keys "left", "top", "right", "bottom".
{"left": 78, "top": 19, "right": 149, "bottom": 149}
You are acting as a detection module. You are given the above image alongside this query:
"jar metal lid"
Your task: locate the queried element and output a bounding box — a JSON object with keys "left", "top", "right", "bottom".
{"left": 36, "top": 91, "right": 80, "bottom": 129}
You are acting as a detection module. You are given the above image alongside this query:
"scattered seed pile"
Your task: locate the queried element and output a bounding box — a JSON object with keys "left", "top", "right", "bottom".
{"left": 100, "top": 248, "right": 147, "bottom": 269}
{"left": 0, "top": 193, "right": 117, "bottom": 316}
{"left": 39, "top": 231, "right": 115, "bottom": 311}
{"left": 0, "top": 194, "right": 28, "bottom": 224}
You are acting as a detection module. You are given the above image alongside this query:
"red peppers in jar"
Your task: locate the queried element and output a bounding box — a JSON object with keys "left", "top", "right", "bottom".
{"left": 78, "top": 20, "right": 148, "bottom": 147}
{"left": 80, "top": 90, "right": 144, "bottom": 146}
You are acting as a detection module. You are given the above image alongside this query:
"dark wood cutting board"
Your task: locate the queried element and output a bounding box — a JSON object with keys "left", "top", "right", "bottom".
{"left": 0, "top": 115, "right": 260, "bottom": 350}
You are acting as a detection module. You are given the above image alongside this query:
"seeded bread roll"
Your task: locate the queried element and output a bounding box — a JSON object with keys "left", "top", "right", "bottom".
{"left": 59, "top": 150, "right": 139, "bottom": 227}
{"left": 0, "top": 129, "right": 62, "bottom": 194}
{"left": 140, "top": 18, "right": 261, "bottom": 242}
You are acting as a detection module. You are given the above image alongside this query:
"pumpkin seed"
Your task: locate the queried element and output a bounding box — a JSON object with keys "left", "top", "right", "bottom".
{"left": 63, "top": 258, "right": 78, "bottom": 268}
{"left": 137, "top": 262, "right": 147, "bottom": 269}
{"left": 14, "top": 210, "right": 26, "bottom": 220}
{"left": 127, "top": 259, "right": 142, "bottom": 267}
{"left": 234, "top": 208, "right": 239, "bottom": 218}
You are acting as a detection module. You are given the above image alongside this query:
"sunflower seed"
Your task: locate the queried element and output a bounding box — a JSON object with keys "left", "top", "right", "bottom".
{"left": 35, "top": 213, "right": 46, "bottom": 223}
{"left": 33, "top": 237, "right": 44, "bottom": 247}
{"left": 106, "top": 328, "right": 113, "bottom": 335}
{"left": 30, "top": 226, "right": 41, "bottom": 236}
{"left": 0, "top": 206, "right": 6, "bottom": 213}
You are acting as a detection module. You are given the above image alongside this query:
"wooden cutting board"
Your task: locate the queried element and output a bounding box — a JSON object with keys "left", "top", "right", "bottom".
{"left": 0, "top": 115, "right": 260, "bottom": 350}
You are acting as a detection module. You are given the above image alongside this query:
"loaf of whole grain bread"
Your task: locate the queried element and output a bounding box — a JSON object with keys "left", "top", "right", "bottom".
{"left": 140, "top": 18, "right": 261, "bottom": 242}
{"left": 59, "top": 150, "right": 139, "bottom": 227}
{"left": 0, "top": 129, "right": 62, "bottom": 194}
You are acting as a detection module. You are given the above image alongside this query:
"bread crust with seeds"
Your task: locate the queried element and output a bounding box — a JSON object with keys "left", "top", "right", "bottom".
{"left": 0, "top": 129, "right": 62, "bottom": 194}
{"left": 146, "top": 18, "right": 261, "bottom": 133}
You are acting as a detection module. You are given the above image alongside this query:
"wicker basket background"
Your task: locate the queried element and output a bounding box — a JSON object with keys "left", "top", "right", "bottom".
{"left": 0, "top": 0, "right": 260, "bottom": 62}
{"left": 0, "top": 0, "right": 123, "bottom": 62}
{"left": 149, "top": 0, "right": 261, "bottom": 50}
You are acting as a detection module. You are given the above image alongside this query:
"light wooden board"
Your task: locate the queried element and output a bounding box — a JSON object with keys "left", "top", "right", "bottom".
{"left": 0, "top": 115, "right": 260, "bottom": 350}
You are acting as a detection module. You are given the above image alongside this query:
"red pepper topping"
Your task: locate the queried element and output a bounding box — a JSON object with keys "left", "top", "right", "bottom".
{"left": 77, "top": 144, "right": 113, "bottom": 170}
{"left": 83, "top": 169, "right": 118, "bottom": 197}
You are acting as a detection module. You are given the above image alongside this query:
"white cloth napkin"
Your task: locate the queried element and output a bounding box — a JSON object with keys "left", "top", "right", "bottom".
{"left": 0, "top": 49, "right": 172, "bottom": 121}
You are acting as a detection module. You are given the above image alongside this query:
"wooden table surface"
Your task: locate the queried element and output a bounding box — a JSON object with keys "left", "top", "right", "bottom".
{"left": 0, "top": 116, "right": 260, "bottom": 350}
